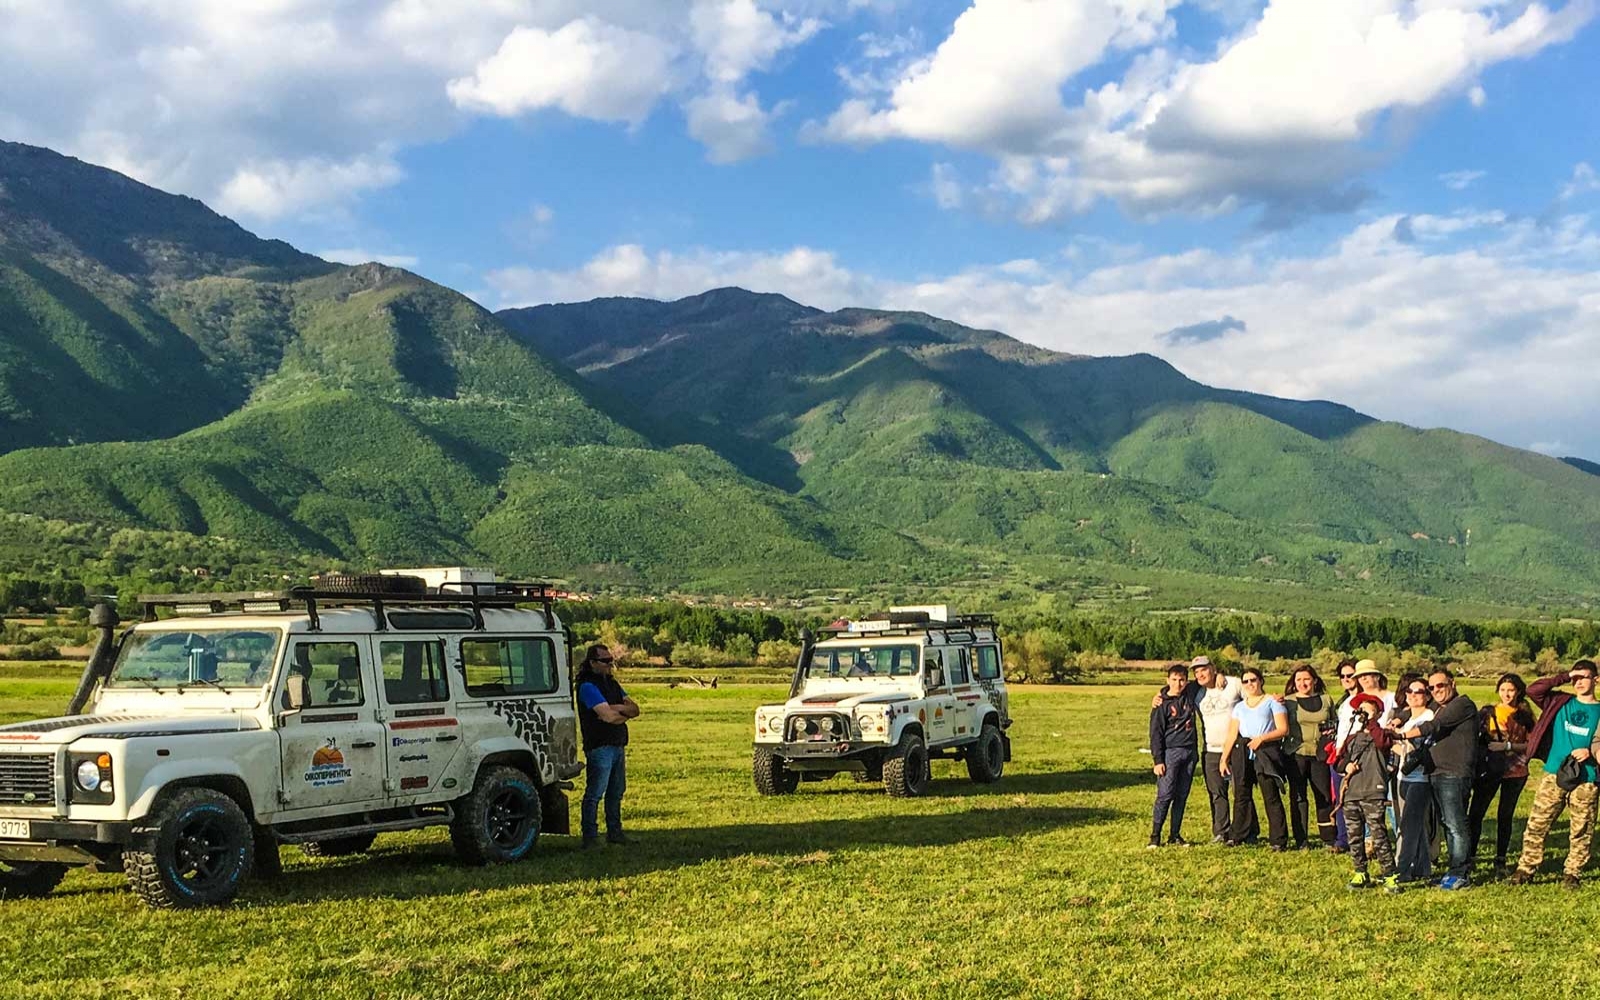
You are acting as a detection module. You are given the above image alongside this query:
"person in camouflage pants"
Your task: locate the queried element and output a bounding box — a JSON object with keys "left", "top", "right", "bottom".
{"left": 1337, "top": 693, "right": 1398, "bottom": 890}
{"left": 1515, "top": 775, "right": 1598, "bottom": 880}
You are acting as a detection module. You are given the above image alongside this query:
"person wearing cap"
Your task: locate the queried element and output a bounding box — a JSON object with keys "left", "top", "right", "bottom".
{"left": 1337, "top": 692, "right": 1399, "bottom": 891}
{"left": 1148, "top": 663, "right": 1200, "bottom": 848}
{"left": 1156, "top": 655, "right": 1245, "bottom": 843}
{"left": 1507, "top": 660, "right": 1600, "bottom": 889}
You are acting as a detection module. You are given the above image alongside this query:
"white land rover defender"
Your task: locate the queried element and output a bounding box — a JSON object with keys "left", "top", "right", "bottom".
{"left": 751, "top": 608, "right": 1011, "bottom": 797}
{"left": 0, "top": 570, "right": 582, "bottom": 908}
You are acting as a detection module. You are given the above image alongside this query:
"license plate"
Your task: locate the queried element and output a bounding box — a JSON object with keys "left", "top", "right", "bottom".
{"left": 0, "top": 819, "right": 30, "bottom": 840}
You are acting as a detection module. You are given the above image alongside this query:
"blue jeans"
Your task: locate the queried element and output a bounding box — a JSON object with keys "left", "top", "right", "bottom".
{"left": 1433, "top": 775, "right": 1473, "bottom": 879}
{"left": 1151, "top": 748, "right": 1197, "bottom": 841}
{"left": 582, "top": 744, "right": 627, "bottom": 840}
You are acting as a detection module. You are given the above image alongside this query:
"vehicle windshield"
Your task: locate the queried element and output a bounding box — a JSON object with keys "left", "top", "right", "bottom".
{"left": 804, "top": 644, "right": 921, "bottom": 680}
{"left": 107, "top": 628, "right": 283, "bottom": 690}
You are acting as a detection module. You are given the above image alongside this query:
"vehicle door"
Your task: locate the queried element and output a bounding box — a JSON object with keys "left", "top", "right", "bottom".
{"left": 274, "top": 638, "right": 387, "bottom": 813}
{"left": 377, "top": 636, "right": 462, "bottom": 800}
{"left": 946, "top": 646, "right": 983, "bottom": 740}
{"left": 459, "top": 634, "right": 569, "bottom": 783}
{"left": 922, "top": 648, "right": 957, "bottom": 746}
{"left": 972, "top": 643, "right": 1007, "bottom": 722}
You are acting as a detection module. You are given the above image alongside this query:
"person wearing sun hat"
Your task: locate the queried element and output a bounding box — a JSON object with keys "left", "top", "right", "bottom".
{"left": 1351, "top": 660, "right": 1396, "bottom": 727}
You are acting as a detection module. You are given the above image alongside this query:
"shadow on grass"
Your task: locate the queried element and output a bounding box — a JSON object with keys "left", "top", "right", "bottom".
{"left": 248, "top": 803, "right": 1119, "bottom": 905}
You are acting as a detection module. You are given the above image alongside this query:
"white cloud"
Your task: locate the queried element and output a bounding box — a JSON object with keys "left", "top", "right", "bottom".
{"left": 0, "top": 0, "right": 840, "bottom": 218}
{"left": 1562, "top": 161, "right": 1600, "bottom": 200}
{"left": 486, "top": 243, "right": 873, "bottom": 308}
{"left": 484, "top": 208, "right": 1600, "bottom": 456}
{"left": 814, "top": 0, "right": 1597, "bottom": 224}
{"left": 929, "top": 162, "right": 963, "bottom": 209}
{"left": 1530, "top": 440, "right": 1572, "bottom": 455}
{"left": 690, "top": 0, "right": 823, "bottom": 83}
{"left": 217, "top": 152, "right": 404, "bottom": 220}
{"left": 447, "top": 18, "right": 678, "bottom": 124}
{"left": 316, "top": 247, "right": 421, "bottom": 267}
{"left": 685, "top": 88, "right": 778, "bottom": 163}
{"left": 1440, "top": 169, "right": 1487, "bottom": 190}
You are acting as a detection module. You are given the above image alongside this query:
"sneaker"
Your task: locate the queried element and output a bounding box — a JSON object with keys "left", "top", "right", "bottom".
{"left": 581, "top": 837, "right": 600, "bottom": 850}
{"left": 1347, "top": 870, "right": 1372, "bottom": 890}
{"left": 1505, "top": 868, "right": 1535, "bottom": 886}
{"left": 607, "top": 832, "right": 633, "bottom": 846}
{"left": 1492, "top": 858, "right": 1509, "bottom": 877}
{"left": 1563, "top": 874, "right": 1581, "bottom": 891}
{"left": 1269, "top": 844, "right": 1287, "bottom": 853}
{"left": 1435, "top": 875, "right": 1471, "bottom": 891}
{"left": 1211, "top": 835, "right": 1226, "bottom": 845}
{"left": 1381, "top": 874, "right": 1402, "bottom": 894}
{"left": 1147, "top": 839, "right": 1162, "bottom": 850}
{"left": 1329, "top": 844, "right": 1349, "bottom": 855}
{"left": 1168, "top": 836, "right": 1191, "bottom": 848}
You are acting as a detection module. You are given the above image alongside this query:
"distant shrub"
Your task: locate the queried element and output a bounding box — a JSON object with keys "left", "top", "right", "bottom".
{"left": 757, "top": 639, "right": 800, "bottom": 666}
{"left": 8, "top": 641, "right": 61, "bottom": 661}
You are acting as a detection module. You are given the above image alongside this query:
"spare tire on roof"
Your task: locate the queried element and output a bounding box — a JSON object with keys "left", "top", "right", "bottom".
{"left": 311, "top": 573, "right": 427, "bottom": 595}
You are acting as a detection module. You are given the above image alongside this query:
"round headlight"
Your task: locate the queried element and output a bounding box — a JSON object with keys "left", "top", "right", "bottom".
{"left": 75, "top": 759, "right": 102, "bottom": 792}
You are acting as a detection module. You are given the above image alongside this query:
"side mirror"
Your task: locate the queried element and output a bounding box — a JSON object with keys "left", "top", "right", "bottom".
{"left": 276, "top": 709, "right": 302, "bottom": 727}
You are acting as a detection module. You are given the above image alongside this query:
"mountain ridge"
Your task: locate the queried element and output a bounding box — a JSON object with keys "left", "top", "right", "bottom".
{"left": 1, "top": 138, "right": 1597, "bottom": 609}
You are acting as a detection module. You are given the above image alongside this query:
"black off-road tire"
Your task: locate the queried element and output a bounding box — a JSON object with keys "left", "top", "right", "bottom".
{"left": 753, "top": 746, "right": 799, "bottom": 795}
{"left": 311, "top": 573, "right": 426, "bottom": 595}
{"left": 966, "top": 724, "right": 1006, "bottom": 784}
{"left": 883, "top": 733, "right": 931, "bottom": 798}
{"left": 122, "top": 788, "right": 254, "bottom": 909}
{"left": 0, "top": 860, "right": 68, "bottom": 899}
{"left": 301, "top": 833, "right": 377, "bottom": 858}
{"left": 450, "top": 766, "right": 541, "bottom": 865}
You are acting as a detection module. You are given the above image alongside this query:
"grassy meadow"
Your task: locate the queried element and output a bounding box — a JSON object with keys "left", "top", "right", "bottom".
{"left": 3, "top": 662, "right": 1599, "bottom": 999}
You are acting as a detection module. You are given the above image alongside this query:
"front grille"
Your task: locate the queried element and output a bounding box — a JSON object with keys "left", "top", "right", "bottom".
{"left": 0, "top": 753, "right": 54, "bottom": 807}
{"left": 788, "top": 713, "right": 851, "bottom": 742}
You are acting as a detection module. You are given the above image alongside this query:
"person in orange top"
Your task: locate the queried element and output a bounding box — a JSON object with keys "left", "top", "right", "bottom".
{"left": 1467, "top": 672, "right": 1535, "bottom": 873}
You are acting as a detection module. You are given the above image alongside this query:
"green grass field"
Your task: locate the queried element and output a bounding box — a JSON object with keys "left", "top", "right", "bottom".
{"left": 2, "top": 664, "right": 1597, "bottom": 999}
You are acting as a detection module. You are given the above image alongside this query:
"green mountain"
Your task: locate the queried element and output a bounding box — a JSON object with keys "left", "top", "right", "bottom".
{"left": 498, "top": 293, "right": 1600, "bottom": 605}
{"left": 2, "top": 138, "right": 1598, "bottom": 611}
{"left": 0, "top": 142, "right": 921, "bottom": 590}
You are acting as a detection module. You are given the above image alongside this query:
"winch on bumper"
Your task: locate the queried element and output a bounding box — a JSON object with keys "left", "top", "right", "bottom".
{"left": 770, "top": 737, "right": 883, "bottom": 770}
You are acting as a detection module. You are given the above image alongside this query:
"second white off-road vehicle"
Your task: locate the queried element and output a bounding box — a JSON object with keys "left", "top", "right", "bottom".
{"left": 752, "top": 608, "right": 1011, "bottom": 797}
{"left": 0, "top": 569, "right": 582, "bottom": 908}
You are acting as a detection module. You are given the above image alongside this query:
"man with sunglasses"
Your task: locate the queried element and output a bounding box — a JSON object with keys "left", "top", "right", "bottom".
{"left": 1394, "top": 669, "right": 1477, "bottom": 889}
{"left": 576, "top": 644, "right": 642, "bottom": 848}
{"left": 1508, "top": 660, "right": 1600, "bottom": 889}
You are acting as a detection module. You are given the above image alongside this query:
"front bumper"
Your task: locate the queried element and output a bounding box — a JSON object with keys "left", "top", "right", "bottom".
{"left": 760, "top": 739, "right": 887, "bottom": 768}
{"left": 0, "top": 819, "right": 133, "bottom": 865}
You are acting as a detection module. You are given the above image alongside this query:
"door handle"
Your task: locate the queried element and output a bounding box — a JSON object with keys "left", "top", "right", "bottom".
{"left": 435, "top": 734, "right": 459, "bottom": 743}
{"left": 351, "top": 741, "right": 377, "bottom": 749}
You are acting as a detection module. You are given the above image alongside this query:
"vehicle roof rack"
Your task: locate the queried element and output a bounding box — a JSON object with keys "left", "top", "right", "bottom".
{"left": 817, "top": 612, "right": 997, "bottom": 638}
{"left": 136, "top": 581, "right": 561, "bottom": 632}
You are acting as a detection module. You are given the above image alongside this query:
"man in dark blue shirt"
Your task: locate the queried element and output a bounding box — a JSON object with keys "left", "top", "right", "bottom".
{"left": 576, "top": 645, "right": 642, "bottom": 847}
{"left": 1149, "top": 663, "right": 1200, "bottom": 848}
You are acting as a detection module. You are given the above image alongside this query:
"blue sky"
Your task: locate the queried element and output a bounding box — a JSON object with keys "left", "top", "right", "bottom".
{"left": 2, "top": 1, "right": 1599, "bottom": 457}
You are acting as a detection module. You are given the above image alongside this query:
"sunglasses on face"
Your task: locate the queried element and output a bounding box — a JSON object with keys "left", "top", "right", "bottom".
{"left": 594, "top": 657, "right": 614, "bottom": 664}
{"left": 1407, "top": 688, "right": 1428, "bottom": 696}
{"left": 1428, "top": 681, "right": 1450, "bottom": 691}
{"left": 1339, "top": 673, "right": 1355, "bottom": 680}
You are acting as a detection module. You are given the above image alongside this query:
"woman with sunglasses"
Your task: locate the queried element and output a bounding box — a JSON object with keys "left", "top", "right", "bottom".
{"left": 1220, "top": 667, "right": 1291, "bottom": 850}
{"left": 1468, "top": 673, "right": 1535, "bottom": 873}
{"left": 1391, "top": 681, "right": 1437, "bottom": 885}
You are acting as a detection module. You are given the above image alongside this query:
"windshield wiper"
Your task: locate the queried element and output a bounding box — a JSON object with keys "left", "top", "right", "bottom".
{"left": 119, "top": 674, "right": 167, "bottom": 694}
{"left": 183, "top": 676, "right": 228, "bottom": 693}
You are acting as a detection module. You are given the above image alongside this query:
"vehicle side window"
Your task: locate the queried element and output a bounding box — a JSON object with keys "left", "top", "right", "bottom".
{"left": 284, "top": 642, "right": 364, "bottom": 709}
{"left": 380, "top": 640, "right": 449, "bottom": 704}
{"left": 944, "top": 647, "right": 970, "bottom": 686}
{"left": 975, "top": 645, "right": 1002, "bottom": 681}
{"left": 461, "top": 637, "right": 558, "bottom": 696}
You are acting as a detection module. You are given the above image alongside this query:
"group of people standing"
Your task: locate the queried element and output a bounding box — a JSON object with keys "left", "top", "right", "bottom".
{"left": 1147, "top": 655, "right": 1600, "bottom": 890}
